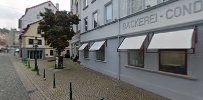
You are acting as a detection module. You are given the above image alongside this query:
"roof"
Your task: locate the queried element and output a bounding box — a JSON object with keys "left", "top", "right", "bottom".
{"left": 19, "top": 20, "right": 42, "bottom": 39}
{"left": 19, "top": 1, "right": 58, "bottom": 20}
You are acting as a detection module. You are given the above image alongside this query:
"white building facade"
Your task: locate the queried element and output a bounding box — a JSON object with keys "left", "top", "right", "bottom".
{"left": 18, "top": 1, "right": 58, "bottom": 59}
{"left": 18, "top": 1, "right": 58, "bottom": 30}
{"left": 75, "top": 0, "right": 203, "bottom": 100}
{"left": 69, "top": 0, "right": 82, "bottom": 59}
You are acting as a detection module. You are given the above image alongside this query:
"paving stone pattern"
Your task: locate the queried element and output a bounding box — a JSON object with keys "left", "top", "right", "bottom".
{"left": 0, "top": 53, "right": 30, "bottom": 100}
{"left": 11, "top": 55, "right": 170, "bottom": 100}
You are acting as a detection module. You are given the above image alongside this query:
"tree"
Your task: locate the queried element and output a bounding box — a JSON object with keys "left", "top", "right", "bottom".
{"left": 38, "top": 8, "right": 80, "bottom": 69}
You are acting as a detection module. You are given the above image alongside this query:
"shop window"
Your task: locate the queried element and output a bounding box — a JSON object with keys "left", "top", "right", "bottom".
{"left": 50, "top": 50, "right": 54, "bottom": 56}
{"left": 96, "top": 45, "right": 105, "bottom": 61}
{"left": 159, "top": 50, "right": 187, "bottom": 75}
{"left": 38, "top": 40, "right": 42, "bottom": 45}
{"left": 128, "top": 50, "right": 144, "bottom": 67}
{"left": 105, "top": 2, "right": 113, "bottom": 23}
{"left": 29, "top": 39, "right": 34, "bottom": 45}
{"left": 93, "top": 11, "right": 98, "bottom": 28}
{"left": 84, "top": 45, "right": 89, "bottom": 58}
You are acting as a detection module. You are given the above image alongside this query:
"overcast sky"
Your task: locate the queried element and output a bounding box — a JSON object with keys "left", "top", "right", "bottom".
{"left": 0, "top": 0, "right": 70, "bottom": 29}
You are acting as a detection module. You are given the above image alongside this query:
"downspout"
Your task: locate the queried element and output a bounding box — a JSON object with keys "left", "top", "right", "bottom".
{"left": 118, "top": 0, "right": 121, "bottom": 80}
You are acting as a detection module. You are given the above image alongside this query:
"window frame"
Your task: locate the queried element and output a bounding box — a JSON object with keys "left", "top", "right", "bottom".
{"left": 127, "top": 49, "right": 144, "bottom": 68}
{"left": 83, "top": 0, "right": 88, "bottom": 10}
{"left": 38, "top": 39, "right": 42, "bottom": 45}
{"left": 84, "top": 17, "right": 88, "bottom": 32}
{"left": 159, "top": 49, "right": 187, "bottom": 75}
{"left": 96, "top": 44, "right": 105, "bottom": 61}
{"left": 50, "top": 50, "right": 54, "bottom": 56}
{"left": 92, "top": 11, "right": 98, "bottom": 28}
{"left": 104, "top": 1, "right": 113, "bottom": 23}
{"left": 28, "top": 39, "right": 34, "bottom": 45}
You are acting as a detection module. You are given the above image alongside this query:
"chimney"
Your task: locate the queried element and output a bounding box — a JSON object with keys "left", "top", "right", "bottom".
{"left": 56, "top": 3, "right": 59, "bottom": 10}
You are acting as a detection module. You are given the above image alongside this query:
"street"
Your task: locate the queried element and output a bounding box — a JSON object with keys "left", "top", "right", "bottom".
{"left": 0, "top": 53, "right": 30, "bottom": 100}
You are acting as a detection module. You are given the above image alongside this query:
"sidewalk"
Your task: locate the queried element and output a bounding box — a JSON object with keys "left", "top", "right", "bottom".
{"left": 10, "top": 56, "right": 169, "bottom": 100}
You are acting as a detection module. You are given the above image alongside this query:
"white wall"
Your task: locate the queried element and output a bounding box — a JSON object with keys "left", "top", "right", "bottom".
{"left": 20, "top": 2, "right": 57, "bottom": 30}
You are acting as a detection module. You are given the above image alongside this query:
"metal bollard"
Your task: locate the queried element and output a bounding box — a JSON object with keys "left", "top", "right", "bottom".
{"left": 43, "top": 69, "right": 46, "bottom": 80}
{"left": 28, "top": 59, "right": 30, "bottom": 68}
{"left": 69, "top": 82, "right": 72, "bottom": 100}
{"left": 36, "top": 65, "right": 39, "bottom": 75}
{"left": 53, "top": 73, "right": 56, "bottom": 88}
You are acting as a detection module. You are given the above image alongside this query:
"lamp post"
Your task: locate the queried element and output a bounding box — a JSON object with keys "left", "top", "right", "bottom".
{"left": 33, "top": 37, "right": 39, "bottom": 75}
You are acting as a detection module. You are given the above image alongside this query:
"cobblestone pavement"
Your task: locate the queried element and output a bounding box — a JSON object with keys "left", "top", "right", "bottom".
{"left": 10, "top": 55, "right": 169, "bottom": 100}
{"left": 0, "top": 53, "right": 30, "bottom": 100}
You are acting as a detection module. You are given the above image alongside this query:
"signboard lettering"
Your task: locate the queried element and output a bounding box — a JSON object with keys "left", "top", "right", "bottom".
{"left": 122, "top": 0, "right": 203, "bottom": 33}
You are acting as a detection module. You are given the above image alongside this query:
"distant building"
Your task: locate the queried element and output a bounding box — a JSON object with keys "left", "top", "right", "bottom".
{"left": 18, "top": 1, "right": 58, "bottom": 58}
{"left": 73, "top": 0, "right": 203, "bottom": 100}
{"left": 7, "top": 29, "right": 20, "bottom": 47}
{"left": 19, "top": 21, "right": 55, "bottom": 59}
{"left": 18, "top": 1, "right": 58, "bottom": 31}
{"left": 69, "top": 0, "right": 81, "bottom": 59}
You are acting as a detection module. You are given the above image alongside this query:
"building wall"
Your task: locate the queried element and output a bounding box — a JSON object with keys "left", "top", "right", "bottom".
{"left": 79, "top": 38, "right": 120, "bottom": 78}
{"left": 80, "top": 0, "right": 119, "bottom": 33}
{"left": 19, "top": 2, "right": 57, "bottom": 30}
{"left": 119, "top": 25, "right": 203, "bottom": 100}
{"left": 77, "top": 0, "right": 203, "bottom": 99}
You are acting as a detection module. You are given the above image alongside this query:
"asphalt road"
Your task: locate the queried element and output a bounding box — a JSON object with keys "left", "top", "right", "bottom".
{"left": 0, "top": 53, "right": 30, "bottom": 100}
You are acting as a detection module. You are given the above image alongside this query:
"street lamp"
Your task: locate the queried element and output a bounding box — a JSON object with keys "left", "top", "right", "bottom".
{"left": 33, "top": 37, "right": 39, "bottom": 75}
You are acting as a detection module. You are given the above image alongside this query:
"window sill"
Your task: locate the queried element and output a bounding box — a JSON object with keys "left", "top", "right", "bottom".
{"left": 84, "top": 58, "right": 90, "bottom": 60}
{"left": 91, "top": 0, "right": 96, "bottom": 4}
{"left": 95, "top": 60, "right": 106, "bottom": 63}
{"left": 83, "top": 5, "right": 88, "bottom": 10}
{"left": 125, "top": 65, "right": 197, "bottom": 81}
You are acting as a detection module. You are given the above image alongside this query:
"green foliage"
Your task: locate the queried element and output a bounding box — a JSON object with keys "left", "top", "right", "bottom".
{"left": 38, "top": 8, "right": 80, "bottom": 55}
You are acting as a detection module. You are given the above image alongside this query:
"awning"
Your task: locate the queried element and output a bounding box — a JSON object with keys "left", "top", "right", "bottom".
{"left": 148, "top": 29, "right": 194, "bottom": 49}
{"left": 78, "top": 43, "right": 88, "bottom": 50}
{"left": 89, "top": 41, "right": 105, "bottom": 51}
{"left": 118, "top": 35, "right": 147, "bottom": 50}
{"left": 15, "top": 48, "right": 19, "bottom": 52}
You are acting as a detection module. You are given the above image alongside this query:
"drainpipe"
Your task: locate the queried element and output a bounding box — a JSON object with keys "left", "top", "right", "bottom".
{"left": 117, "top": 0, "right": 121, "bottom": 80}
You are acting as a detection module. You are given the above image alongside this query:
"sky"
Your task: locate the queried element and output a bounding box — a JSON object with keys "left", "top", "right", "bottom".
{"left": 0, "top": 0, "right": 70, "bottom": 29}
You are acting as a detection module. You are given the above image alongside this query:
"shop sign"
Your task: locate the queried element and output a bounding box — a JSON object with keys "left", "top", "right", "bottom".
{"left": 121, "top": 0, "right": 203, "bottom": 34}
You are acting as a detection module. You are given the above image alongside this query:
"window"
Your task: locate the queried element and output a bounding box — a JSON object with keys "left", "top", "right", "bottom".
{"left": 127, "top": 0, "right": 143, "bottom": 15}
{"left": 37, "top": 28, "right": 41, "bottom": 34}
{"left": 105, "top": 2, "right": 113, "bottom": 23}
{"left": 145, "top": 0, "right": 157, "bottom": 8}
{"left": 84, "top": 0, "right": 88, "bottom": 8}
{"left": 157, "top": 0, "right": 168, "bottom": 4}
{"left": 50, "top": 50, "right": 54, "bottom": 56}
{"left": 91, "top": 0, "right": 96, "bottom": 3}
{"left": 29, "top": 39, "right": 34, "bottom": 45}
{"left": 84, "top": 45, "right": 89, "bottom": 58}
{"left": 38, "top": 39, "right": 42, "bottom": 45}
{"left": 93, "top": 11, "right": 98, "bottom": 28}
{"left": 128, "top": 50, "right": 144, "bottom": 67}
{"left": 96, "top": 45, "right": 105, "bottom": 61}
{"left": 37, "top": 14, "right": 40, "bottom": 19}
{"left": 84, "top": 17, "right": 88, "bottom": 31}
{"left": 159, "top": 50, "right": 187, "bottom": 75}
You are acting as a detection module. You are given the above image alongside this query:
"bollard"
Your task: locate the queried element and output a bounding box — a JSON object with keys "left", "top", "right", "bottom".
{"left": 28, "top": 59, "right": 30, "bottom": 68}
{"left": 53, "top": 73, "right": 56, "bottom": 88}
{"left": 43, "top": 69, "right": 46, "bottom": 80}
{"left": 36, "top": 65, "right": 39, "bottom": 75}
{"left": 69, "top": 82, "right": 72, "bottom": 100}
